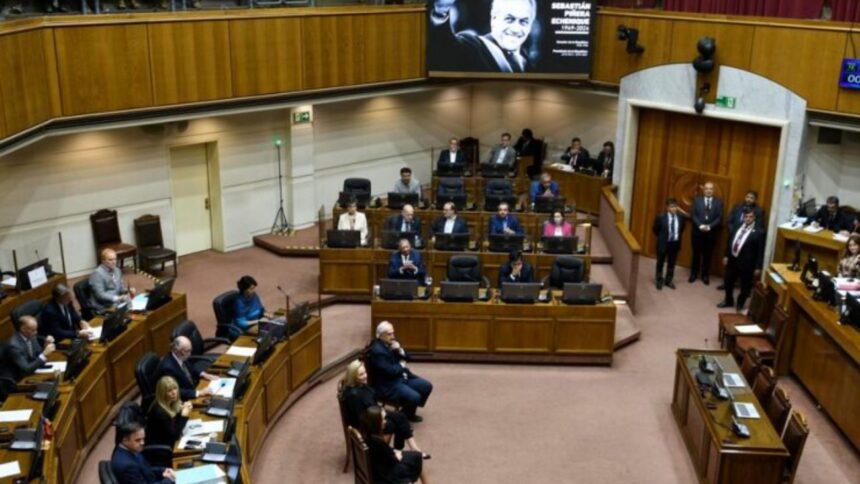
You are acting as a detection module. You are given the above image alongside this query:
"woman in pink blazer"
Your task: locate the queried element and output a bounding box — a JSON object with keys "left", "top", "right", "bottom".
{"left": 542, "top": 210, "right": 574, "bottom": 237}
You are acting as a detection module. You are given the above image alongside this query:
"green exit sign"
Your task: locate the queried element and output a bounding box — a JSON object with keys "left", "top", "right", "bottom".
{"left": 292, "top": 110, "right": 312, "bottom": 124}
{"left": 715, "top": 96, "right": 736, "bottom": 109}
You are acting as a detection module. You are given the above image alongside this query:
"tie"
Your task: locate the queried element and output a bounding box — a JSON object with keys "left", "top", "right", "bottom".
{"left": 732, "top": 228, "right": 747, "bottom": 256}
{"left": 669, "top": 215, "right": 676, "bottom": 241}
{"left": 706, "top": 198, "right": 711, "bottom": 212}
{"left": 504, "top": 51, "right": 524, "bottom": 72}
{"left": 405, "top": 221, "right": 411, "bottom": 232}
{"left": 26, "top": 337, "right": 34, "bottom": 358}
{"left": 181, "top": 362, "right": 193, "bottom": 383}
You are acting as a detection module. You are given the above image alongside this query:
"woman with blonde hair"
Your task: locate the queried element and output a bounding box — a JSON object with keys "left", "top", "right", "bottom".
{"left": 343, "top": 359, "right": 428, "bottom": 458}
{"left": 146, "top": 375, "right": 193, "bottom": 447}
{"left": 838, "top": 234, "right": 860, "bottom": 278}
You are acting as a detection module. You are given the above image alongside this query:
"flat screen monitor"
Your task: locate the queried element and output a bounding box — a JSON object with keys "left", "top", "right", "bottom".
{"left": 145, "top": 277, "right": 175, "bottom": 311}
{"left": 534, "top": 196, "right": 566, "bottom": 214}
{"left": 387, "top": 192, "right": 419, "bottom": 210}
{"left": 842, "top": 293, "right": 860, "bottom": 330}
{"left": 479, "top": 163, "right": 510, "bottom": 178}
{"left": 100, "top": 304, "right": 129, "bottom": 343}
{"left": 799, "top": 198, "right": 817, "bottom": 219}
{"left": 562, "top": 283, "right": 602, "bottom": 305}
{"left": 64, "top": 338, "right": 91, "bottom": 382}
{"left": 484, "top": 194, "right": 517, "bottom": 212}
{"left": 286, "top": 302, "right": 311, "bottom": 337}
{"left": 16, "top": 258, "right": 50, "bottom": 291}
{"left": 500, "top": 282, "right": 542, "bottom": 304}
{"left": 435, "top": 193, "right": 468, "bottom": 211}
{"left": 488, "top": 234, "right": 525, "bottom": 253}
{"left": 436, "top": 163, "right": 466, "bottom": 176}
{"left": 434, "top": 232, "right": 469, "bottom": 252}
{"left": 440, "top": 281, "right": 480, "bottom": 303}
{"left": 338, "top": 191, "right": 370, "bottom": 209}
{"left": 232, "top": 358, "right": 251, "bottom": 401}
{"left": 801, "top": 255, "right": 819, "bottom": 286}
{"left": 378, "top": 279, "right": 419, "bottom": 301}
{"left": 226, "top": 434, "right": 243, "bottom": 483}
{"left": 253, "top": 330, "right": 275, "bottom": 366}
{"left": 381, "top": 230, "right": 417, "bottom": 250}
{"left": 541, "top": 236, "right": 577, "bottom": 254}
{"left": 427, "top": 0, "right": 596, "bottom": 79}
{"left": 817, "top": 271, "right": 838, "bottom": 307}
{"left": 327, "top": 229, "right": 361, "bottom": 249}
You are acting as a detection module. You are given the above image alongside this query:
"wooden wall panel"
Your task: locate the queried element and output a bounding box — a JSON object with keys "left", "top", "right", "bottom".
{"left": 148, "top": 21, "right": 232, "bottom": 105}
{"left": 836, "top": 32, "right": 860, "bottom": 115}
{"left": 0, "top": 30, "right": 56, "bottom": 135}
{"left": 749, "top": 26, "right": 845, "bottom": 111}
{"left": 363, "top": 12, "right": 425, "bottom": 83}
{"left": 667, "top": 21, "right": 754, "bottom": 70}
{"left": 229, "top": 17, "right": 304, "bottom": 97}
{"left": 302, "top": 15, "right": 366, "bottom": 90}
{"left": 54, "top": 25, "right": 153, "bottom": 115}
{"left": 0, "top": 80, "right": 6, "bottom": 139}
{"left": 591, "top": 15, "right": 674, "bottom": 83}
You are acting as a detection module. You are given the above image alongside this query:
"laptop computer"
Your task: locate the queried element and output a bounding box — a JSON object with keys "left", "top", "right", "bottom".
{"left": 561, "top": 283, "right": 602, "bottom": 305}
{"left": 440, "top": 281, "right": 480, "bottom": 302}
{"left": 378, "top": 279, "right": 419, "bottom": 301}
{"left": 387, "top": 192, "right": 419, "bottom": 210}
{"left": 201, "top": 441, "right": 229, "bottom": 463}
{"left": 534, "top": 196, "right": 566, "bottom": 214}
{"left": 488, "top": 234, "right": 525, "bottom": 253}
{"left": 500, "top": 282, "right": 542, "bottom": 304}
{"left": 434, "top": 233, "right": 469, "bottom": 251}
{"left": 327, "top": 229, "right": 361, "bottom": 248}
{"left": 541, "top": 236, "right": 578, "bottom": 254}
{"left": 381, "top": 230, "right": 417, "bottom": 250}
{"left": 435, "top": 193, "right": 467, "bottom": 211}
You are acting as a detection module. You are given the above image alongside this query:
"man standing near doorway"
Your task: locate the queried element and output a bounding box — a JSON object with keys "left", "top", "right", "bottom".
{"left": 689, "top": 182, "right": 723, "bottom": 285}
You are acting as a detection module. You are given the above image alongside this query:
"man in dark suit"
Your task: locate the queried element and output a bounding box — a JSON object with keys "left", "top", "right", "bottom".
{"left": 689, "top": 182, "right": 724, "bottom": 285}
{"left": 431, "top": 202, "right": 469, "bottom": 237}
{"left": 157, "top": 336, "right": 217, "bottom": 401}
{"left": 812, "top": 196, "right": 852, "bottom": 233}
{"left": 488, "top": 202, "right": 524, "bottom": 235}
{"left": 652, "top": 198, "right": 685, "bottom": 290}
{"left": 3, "top": 315, "right": 55, "bottom": 381}
{"left": 718, "top": 210, "right": 765, "bottom": 311}
{"left": 530, "top": 172, "right": 560, "bottom": 203}
{"left": 368, "top": 321, "right": 433, "bottom": 422}
{"left": 727, "top": 190, "right": 766, "bottom": 235}
{"left": 387, "top": 238, "right": 426, "bottom": 284}
{"left": 40, "top": 283, "right": 93, "bottom": 341}
{"left": 385, "top": 204, "right": 422, "bottom": 236}
{"left": 498, "top": 250, "right": 534, "bottom": 286}
{"left": 561, "top": 137, "right": 591, "bottom": 171}
{"left": 111, "top": 421, "right": 176, "bottom": 484}
{"left": 436, "top": 137, "right": 467, "bottom": 173}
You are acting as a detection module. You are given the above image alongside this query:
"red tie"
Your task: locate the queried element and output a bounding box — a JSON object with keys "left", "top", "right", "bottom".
{"left": 732, "top": 228, "right": 746, "bottom": 255}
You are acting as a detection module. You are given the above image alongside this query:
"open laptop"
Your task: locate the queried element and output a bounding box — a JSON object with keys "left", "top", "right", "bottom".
{"left": 500, "top": 282, "right": 542, "bottom": 304}
{"left": 326, "top": 229, "right": 361, "bottom": 249}
{"left": 387, "top": 192, "right": 419, "bottom": 209}
{"left": 541, "top": 236, "right": 578, "bottom": 254}
{"left": 534, "top": 196, "right": 566, "bottom": 214}
{"left": 488, "top": 234, "right": 525, "bottom": 253}
{"left": 561, "top": 283, "right": 602, "bottom": 305}
{"left": 434, "top": 233, "right": 469, "bottom": 251}
{"left": 378, "top": 279, "right": 419, "bottom": 301}
{"left": 440, "top": 281, "right": 479, "bottom": 302}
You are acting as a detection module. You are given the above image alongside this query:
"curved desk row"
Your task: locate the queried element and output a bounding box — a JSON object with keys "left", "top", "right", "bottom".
{"left": 0, "top": 274, "right": 66, "bottom": 342}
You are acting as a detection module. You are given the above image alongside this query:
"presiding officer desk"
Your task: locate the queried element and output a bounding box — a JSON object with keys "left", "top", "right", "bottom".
{"left": 773, "top": 225, "right": 846, "bottom": 273}
{"left": 0, "top": 291, "right": 187, "bottom": 483}
{"left": 371, "top": 287, "right": 616, "bottom": 365}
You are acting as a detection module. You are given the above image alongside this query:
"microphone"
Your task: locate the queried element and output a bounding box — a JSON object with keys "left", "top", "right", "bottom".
{"left": 276, "top": 285, "right": 290, "bottom": 314}
{"left": 704, "top": 337, "right": 709, "bottom": 350}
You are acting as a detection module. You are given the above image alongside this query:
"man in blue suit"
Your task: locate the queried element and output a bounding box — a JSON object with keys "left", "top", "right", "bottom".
{"left": 689, "top": 182, "right": 724, "bottom": 285}
{"left": 385, "top": 204, "right": 422, "bottom": 235}
{"left": 387, "top": 238, "right": 426, "bottom": 284}
{"left": 40, "top": 284, "right": 93, "bottom": 341}
{"left": 111, "top": 421, "right": 175, "bottom": 483}
{"left": 368, "top": 321, "right": 433, "bottom": 422}
{"left": 488, "top": 202, "right": 524, "bottom": 235}
{"left": 157, "top": 336, "right": 217, "bottom": 401}
{"left": 530, "top": 172, "right": 559, "bottom": 203}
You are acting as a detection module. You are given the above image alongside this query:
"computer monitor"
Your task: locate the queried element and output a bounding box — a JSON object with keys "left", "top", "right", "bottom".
{"left": 64, "top": 338, "right": 91, "bottom": 382}
{"left": 480, "top": 163, "right": 510, "bottom": 178}
{"left": 434, "top": 232, "right": 469, "bottom": 252}
{"left": 252, "top": 330, "right": 275, "bottom": 366}
{"left": 801, "top": 255, "right": 818, "bottom": 287}
{"left": 440, "top": 281, "right": 479, "bottom": 303}
{"left": 488, "top": 234, "right": 525, "bottom": 253}
{"left": 816, "top": 271, "right": 838, "bottom": 307}
{"left": 541, "top": 236, "right": 578, "bottom": 255}
{"left": 232, "top": 357, "right": 251, "bottom": 402}
{"left": 841, "top": 293, "right": 860, "bottom": 330}
{"left": 799, "top": 198, "right": 817, "bottom": 219}
{"left": 500, "top": 282, "right": 542, "bottom": 304}
{"left": 561, "top": 283, "right": 603, "bottom": 305}
{"left": 435, "top": 193, "right": 467, "bottom": 211}
{"left": 326, "top": 229, "right": 361, "bottom": 249}
{"left": 100, "top": 304, "right": 129, "bottom": 343}
{"left": 338, "top": 191, "right": 370, "bottom": 209}
{"left": 436, "top": 163, "right": 466, "bottom": 176}
{"left": 387, "top": 192, "right": 419, "bottom": 210}
{"left": 378, "top": 279, "right": 419, "bottom": 301}
{"left": 484, "top": 194, "right": 517, "bottom": 212}
{"left": 33, "top": 374, "right": 60, "bottom": 420}
{"left": 286, "top": 302, "right": 311, "bottom": 337}
{"left": 225, "top": 434, "right": 243, "bottom": 483}
{"left": 16, "top": 258, "right": 50, "bottom": 291}
{"left": 380, "top": 230, "right": 417, "bottom": 250}
{"left": 534, "top": 196, "right": 566, "bottom": 214}
{"left": 145, "top": 277, "right": 175, "bottom": 311}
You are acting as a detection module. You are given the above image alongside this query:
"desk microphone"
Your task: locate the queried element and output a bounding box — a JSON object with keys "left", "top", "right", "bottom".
{"left": 276, "top": 285, "right": 290, "bottom": 314}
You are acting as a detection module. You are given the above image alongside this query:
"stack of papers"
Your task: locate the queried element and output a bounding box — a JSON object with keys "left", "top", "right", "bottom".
{"left": 803, "top": 225, "right": 824, "bottom": 233}
{"left": 0, "top": 410, "right": 33, "bottom": 423}
{"left": 834, "top": 233, "right": 850, "bottom": 243}
{"left": 183, "top": 419, "right": 225, "bottom": 437}
{"left": 88, "top": 326, "right": 104, "bottom": 341}
{"left": 177, "top": 435, "right": 211, "bottom": 450}
{"left": 130, "top": 294, "right": 149, "bottom": 311}
{"left": 36, "top": 361, "right": 67, "bottom": 374}
{"left": 207, "top": 378, "right": 237, "bottom": 398}
{"left": 225, "top": 346, "right": 256, "bottom": 358}
{"left": 175, "top": 464, "right": 227, "bottom": 484}
{"left": 0, "top": 277, "right": 16, "bottom": 288}
{"left": 734, "top": 324, "right": 764, "bottom": 335}
{"left": 733, "top": 402, "right": 761, "bottom": 419}
{"left": 0, "top": 461, "right": 21, "bottom": 479}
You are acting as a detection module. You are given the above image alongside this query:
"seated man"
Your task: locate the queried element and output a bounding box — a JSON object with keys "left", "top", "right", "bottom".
{"left": 368, "top": 321, "right": 433, "bottom": 422}
{"left": 2, "top": 315, "right": 55, "bottom": 381}
{"left": 393, "top": 167, "right": 422, "bottom": 202}
{"left": 530, "top": 173, "right": 559, "bottom": 202}
{"left": 337, "top": 198, "right": 369, "bottom": 246}
{"left": 40, "top": 283, "right": 93, "bottom": 341}
{"left": 436, "top": 137, "right": 467, "bottom": 172}
{"left": 484, "top": 132, "right": 516, "bottom": 169}
{"left": 431, "top": 202, "right": 469, "bottom": 237}
{"left": 499, "top": 251, "right": 534, "bottom": 286}
{"left": 89, "top": 248, "right": 135, "bottom": 313}
{"left": 488, "top": 202, "right": 524, "bottom": 235}
{"left": 812, "top": 195, "right": 852, "bottom": 233}
{"left": 111, "top": 421, "right": 175, "bottom": 484}
{"left": 157, "top": 336, "right": 217, "bottom": 401}
{"left": 387, "top": 238, "right": 426, "bottom": 283}
{"left": 385, "top": 204, "right": 422, "bottom": 235}
{"left": 561, "top": 137, "right": 590, "bottom": 171}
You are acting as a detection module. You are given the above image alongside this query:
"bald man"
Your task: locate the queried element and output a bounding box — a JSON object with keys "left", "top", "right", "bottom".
{"left": 157, "top": 336, "right": 218, "bottom": 401}
{"left": 2, "top": 316, "right": 55, "bottom": 381}
{"left": 367, "top": 321, "right": 433, "bottom": 422}
{"left": 89, "top": 248, "right": 135, "bottom": 312}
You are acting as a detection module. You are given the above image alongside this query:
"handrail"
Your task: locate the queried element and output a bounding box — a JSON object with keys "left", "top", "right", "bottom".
{"left": 599, "top": 185, "right": 640, "bottom": 312}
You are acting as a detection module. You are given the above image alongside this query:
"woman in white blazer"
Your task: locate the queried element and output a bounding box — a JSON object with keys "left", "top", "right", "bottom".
{"left": 337, "top": 199, "right": 369, "bottom": 246}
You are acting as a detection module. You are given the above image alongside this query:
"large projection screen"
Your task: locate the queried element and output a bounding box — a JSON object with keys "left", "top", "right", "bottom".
{"left": 427, "top": 0, "right": 596, "bottom": 79}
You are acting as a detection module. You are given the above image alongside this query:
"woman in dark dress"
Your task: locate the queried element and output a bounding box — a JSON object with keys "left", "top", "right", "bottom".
{"left": 360, "top": 406, "right": 429, "bottom": 484}
{"left": 146, "top": 376, "right": 193, "bottom": 447}
{"left": 343, "top": 360, "right": 428, "bottom": 456}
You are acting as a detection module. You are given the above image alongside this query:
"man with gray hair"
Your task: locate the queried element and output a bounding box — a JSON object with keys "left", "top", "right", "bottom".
{"left": 2, "top": 315, "right": 55, "bottom": 381}
{"left": 40, "top": 283, "right": 93, "bottom": 341}
{"left": 157, "top": 336, "right": 218, "bottom": 401}
{"left": 367, "top": 321, "right": 433, "bottom": 423}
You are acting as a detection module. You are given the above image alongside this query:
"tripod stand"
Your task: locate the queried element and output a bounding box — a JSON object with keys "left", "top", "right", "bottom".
{"left": 271, "top": 141, "right": 290, "bottom": 235}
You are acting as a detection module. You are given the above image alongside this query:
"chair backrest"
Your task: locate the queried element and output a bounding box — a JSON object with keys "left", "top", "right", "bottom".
{"left": 114, "top": 400, "right": 146, "bottom": 444}
{"left": 447, "top": 255, "right": 482, "bottom": 283}
{"left": 740, "top": 348, "right": 762, "bottom": 384}
{"left": 171, "top": 320, "right": 204, "bottom": 357}
{"left": 752, "top": 365, "right": 776, "bottom": 405}
{"left": 11, "top": 300, "right": 43, "bottom": 329}
{"left": 343, "top": 178, "right": 371, "bottom": 196}
{"left": 91, "top": 209, "right": 123, "bottom": 246}
{"left": 348, "top": 427, "right": 372, "bottom": 484}
{"left": 765, "top": 305, "right": 789, "bottom": 345}
{"left": 337, "top": 380, "right": 351, "bottom": 429}
{"left": 485, "top": 179, "right": 513, "bottom": 197}
{"left": 98, "top": 460, "right": 119, "bottom": 484}
{"left": 782, "top": 411, "right": 809, "bottom": 484}
{"left": 550, "top": 256, "right": 584, "bottom": 288}
{"left": 765, "top": 385, "right": 792, "bottom": 437}
{"left": 213, "top": 290, "right": 239, "bottom": 339}
{"left": 747, "top": 282, "right": 767, "bottom": 323}
{"left": 74, "top": 278, "right": 96, "bottom": 320}
{"left": 134, "top": 352, "right": 161, "bottom": 413}
{"left": 437, "top": 177, "right": 465, "bottom": 196}
{"left": 0, "top": 343, "right": 16, "bottom": 402}
{"left": 134, "top": 214, "right": 165, "bottom": 249}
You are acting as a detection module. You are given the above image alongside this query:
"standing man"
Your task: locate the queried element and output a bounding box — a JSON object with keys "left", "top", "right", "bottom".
{"left": 561, "top": 138, "right": 590, "bottom": 171}
{"left": 393, "top": 167, "right": 422, "bottom": 202}
{"left": 89, "top": 248, "right": 135, "bottom": 313}
{"left": 485, "top": 133, "right": 516, "bottom": 169}
{"left": 652, "top": 198, "right": 685, "bottom": 290}
{"left": 436, "top": 137, "right": 467, "bottom": 172}
{"left": 718, "top": 210, "right": 765, "bottom": 311}
{"left": 368, "top": 321, "right": 433, "bottom": 422}
{"left": 727, "top": 190, "right": 766, "bottom": 234}
{"left": 488, "top": 202, "right": 524, "bottom": 235}
{"left": 689, "top": 182, "right": 724, "bottom": 285}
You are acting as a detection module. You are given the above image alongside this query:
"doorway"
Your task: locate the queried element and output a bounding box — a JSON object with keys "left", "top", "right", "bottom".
{"left": 169, "top": 143, "right": 223, "bottom": 256}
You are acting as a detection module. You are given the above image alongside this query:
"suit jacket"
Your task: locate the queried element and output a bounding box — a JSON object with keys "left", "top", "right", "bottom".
{"left": 561, "top": 148, "right": 591, "bottom": 169}
{"left": 337, "top": 212, "right": 369, "bottom": 246}
{"left": 486, "top": 144, "right": 516, "bottom": 167}
{"left": 530, "top": 181, "right": 559, "bottom": 202}
{"left": 726, "top": 203, "right": 766, "bottom": 234}
{"left": 110, "top": 446, "right": 171, "bottom": 484}
{"left": 5, "top": 332, "right": 45, "bottom": 381}
{"left": 385, "top": 215, "right": 422, "bottom": 236}
{"left": 428, "top": 14, "right": 529, "bottom": 73}
{"left": 40, "top": 300, "right": 82, "bottom": 341}
{"left": 652, "top": 212, "right": 686, "bottom": 253}
{"left": 499, "top": 261, "right": 534, "bottom": 286}
{"left": 89, "top": 264, "right": 128, "bottom": 312}
{"left": 157, "top": 353, "right": 200, "bottom": 401}
{"left": 436, "top": 149, "right": 467, "bottom": 171}
{"left": 387, "top": 250, "right": 426, "bottom": 281}
{"left": 145, "top": 404, "right": 188, "bottom": 448}
{"left": 542, "top": 221, "right": 573, "bottom": 238}
{"left": 488, "top": 214, "right": 524, "bottom": 235}
{"left": 367, "top": 339, "right": 411, "bottom": 397}
{"left": 813, "top": 206, "right": 852, "bottom": 232}
{"left": 691, "top": 196, "right": 724, "bottom": 233}
{"left": 725, "top": 224, "right": 766, "bottom": 271}
{"left": 431, "top": 216, "right": 469, "bottom": 236}
{"left": 514, "top": 137, "right": 542, "bottom": 159}
{"left": 595, "top": 151, "right": 613, "bottom": 177}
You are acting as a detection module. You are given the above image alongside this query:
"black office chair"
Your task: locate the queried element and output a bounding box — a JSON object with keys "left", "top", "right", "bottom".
{"left": 213, "top": 290, "right": 239, "bottom": 340}
{"left": 544, "top": 256, "right": 585, "bottom": 289}
{"left": 11, "top": 299, "right": 43, "bottom": 328}
{"left": 0, "top": 344, "right": 17, "bottom": 404}
{"left": 484, "top": 179, "right": 516, "bottom": 211}
{"left": 98, "top": 460, "right": 119, "bottom": 484}
{"left": 342, "top": 178, "right": 372, "bottom": 208}
{"left": 446, "top": 255, "right": 491, "bottom": 289}
{"left": 437, "top": 177, "right": 465, "bottom": 197}
{"left": 134, "top": 352, "right": 161, "bottom": 414}
{"left": 74, "top": 278, "right": 99, "bottom": 320}
{"left": 170, "top": 320, "right": 230, "bottom": 375}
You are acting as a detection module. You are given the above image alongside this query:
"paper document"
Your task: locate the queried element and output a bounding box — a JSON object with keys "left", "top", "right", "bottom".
{"left": 834, "top": 233, "right": 850, "bottom": 243}
{"left": 0, "top": 276, "right": 16, "bottom": 288}
{"left": 0, "top": 410, "right": 33, "bottom": 423}
{"left": 778, "top": 222, "right": 797, "bottom": 229}
{"left": 722, "top": 372, "right": 745, "bottom": 388}
{"left": 131, "top": 294, "right": 149, "bottom": 311}
{"left": 733, "top": 402, "right": 761, "bottom": 419}
{"left": 175, "top": 464, "right": 227, "bottom": 484}
{"left": 36, "top": 361, "right": 67, "bottom": 374}
{"left": 208, "top": 378, "right": 236, "bottom": 398}
{"left": 88, "top": 326, "right": 104, "bottom": 341}
{"left": 177, "top": 435, "right": 210, "bottom": 450}
{"left": 226, "top": 346, "right": 256, "bottom": 357}
{"left": 734, "top": 324, "right": 764, "bottom": 335}
{"left": 0, "top": 461, "right": 21, "bottom": 479}
{"left": 27, "top": 266, "right": 48, "bottom": 289}
{"left": 183, "top": 419, "right": 225, "bottom": 436}
{"left": 803, "top": 225, "right": 824, "bottom": 233}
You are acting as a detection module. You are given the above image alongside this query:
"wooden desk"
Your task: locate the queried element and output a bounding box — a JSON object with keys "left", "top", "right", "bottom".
{"left": 784, "top": 283, "right": 860, "bottom": 451}
{"left": 765, "top": 263, "right": 802, "bottom": 311}
{"left": 773, "top": 226, "right": 845, "bottom": 274}
{"left": 371, "top": 292, "right": 616, "bottom": 365}
{"left": 545, "top": 166, "right": 611, "bottom": 215}
{"left": 671, "top": 349, "right": 788, "bottom": 484}
{"left": 0, "top": 274, "right": 66, "bottom": 341}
